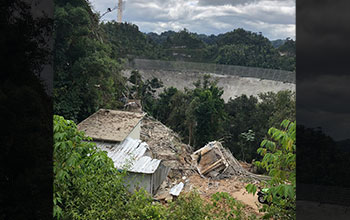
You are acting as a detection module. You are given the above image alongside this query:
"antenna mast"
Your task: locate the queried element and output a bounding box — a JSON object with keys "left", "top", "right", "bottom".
{"left": 117, "top": 0, "right": 123, "bottom": 23}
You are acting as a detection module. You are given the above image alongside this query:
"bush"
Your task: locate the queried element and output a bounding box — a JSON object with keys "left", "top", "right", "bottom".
{"left": 246, "top": 120, "right": 296, "bottom": 219}
{"left": 54, "top": 115, "right": 128, "bottom": 219}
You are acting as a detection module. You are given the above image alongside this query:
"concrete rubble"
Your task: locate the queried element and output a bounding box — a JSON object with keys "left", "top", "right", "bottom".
{"left": 140, "top": 115, "right": 196, "bottom": 200}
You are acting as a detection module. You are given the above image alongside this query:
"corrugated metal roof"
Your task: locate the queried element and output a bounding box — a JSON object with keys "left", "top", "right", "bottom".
{"left": 97, "top": 137, "right": 161, "bottom": 174}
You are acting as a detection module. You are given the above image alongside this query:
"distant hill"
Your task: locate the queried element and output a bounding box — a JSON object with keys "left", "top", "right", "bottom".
{"left": 102, "top": 23, "right": 295, "bottom": 71}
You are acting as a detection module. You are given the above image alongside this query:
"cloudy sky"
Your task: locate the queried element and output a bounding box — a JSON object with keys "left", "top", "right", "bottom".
{"left": 297, "top": 0, "right": 350, "bottom": 141}
{"left": 89, "top": 0, "right": 295, "bottom": 40}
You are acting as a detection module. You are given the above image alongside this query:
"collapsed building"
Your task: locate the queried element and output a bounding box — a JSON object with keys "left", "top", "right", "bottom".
{"left": 77, "top": 109, "right": 268, "bottom": 206}
{"left": 191, "top": 141, "right": 270, "bottom": 181}
{"left": 77, "top": 109, "right": 170, "bottom": 195}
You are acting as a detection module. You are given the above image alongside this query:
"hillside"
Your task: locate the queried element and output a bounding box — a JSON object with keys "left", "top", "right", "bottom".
{"left": 101, "top": 22, "right": 296, "bottom": 71}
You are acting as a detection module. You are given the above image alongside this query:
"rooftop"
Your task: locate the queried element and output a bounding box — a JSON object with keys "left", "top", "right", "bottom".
{"left": 77, "top": 109, "right": 145, "bottom": 142}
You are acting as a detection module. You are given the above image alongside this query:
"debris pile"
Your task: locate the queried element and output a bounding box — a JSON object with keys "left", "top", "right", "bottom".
{"left": 140, "top": 116, "right": 267, "bottom": 212}
{"left": 191, "top": 141, "right": 270, "bottom": 181}
{"left": 140, "top": 116, "right": 196, "bottom": 198}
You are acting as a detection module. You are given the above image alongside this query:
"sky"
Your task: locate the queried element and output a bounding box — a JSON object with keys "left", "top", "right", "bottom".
{"left": 297, "top": 0, "right": 350, "bottom": 141}
{"left": 89, "top": 0, "right": 295, "bottom": 40}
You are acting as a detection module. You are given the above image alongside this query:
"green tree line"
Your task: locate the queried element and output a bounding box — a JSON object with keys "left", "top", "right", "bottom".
{"left": 102, "top": 22, "right": 295, "bottom": 71}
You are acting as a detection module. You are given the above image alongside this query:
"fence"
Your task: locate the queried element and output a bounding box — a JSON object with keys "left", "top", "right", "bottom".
{"left": 126, "top": 59, "right": 295, "bottom": 84}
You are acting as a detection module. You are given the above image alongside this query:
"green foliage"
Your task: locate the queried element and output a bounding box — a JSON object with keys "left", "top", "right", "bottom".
{"left": 191, "top": 77, "right": 226, "bottom": 148}
{"left": 223, "top": 91, "right": 295, "bottom": 162}
{"left": 128, "top": 70, "right": 163, "bottom": 114}
{"left": 142, "top": 28, "right": 296, "bottom": 71}
{"left": 102, "top": 23, "right": 295, "bottom": 70}
{"left": 53, "top": 115, "right": 129, "bottom": 219}
{"left": 246, "top": 120, "right": 296, "bottom": 219}
{"left": 151, "top": 76, "right": 226, "bottom": 149}
{"left": 167, "top": 191, "right": 209, "bottom": 220}
{"left": 150, "top": 80, "right": 294, "bottom": 161}
{"left": 166, "top": 191, "right": 255, "bottom": 220}
{"left": 101, "top": 21, "right": 163, "bottom": 59}
{"left": 54, "top": 0, "right": 126, "bottom": 122}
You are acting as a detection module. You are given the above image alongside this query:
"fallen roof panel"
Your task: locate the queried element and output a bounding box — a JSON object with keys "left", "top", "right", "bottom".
{"left": 97, "top": 137, "right": 161, "bottom": 174}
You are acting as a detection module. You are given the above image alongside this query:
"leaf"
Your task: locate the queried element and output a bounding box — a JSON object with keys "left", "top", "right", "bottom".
{"left": 245, "top": 184, "right": 257, "bottom": 195}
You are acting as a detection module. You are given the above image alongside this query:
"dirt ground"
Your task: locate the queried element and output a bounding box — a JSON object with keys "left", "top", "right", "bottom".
{"left": 185, "top": 174, "right": 262, "bottom": 215}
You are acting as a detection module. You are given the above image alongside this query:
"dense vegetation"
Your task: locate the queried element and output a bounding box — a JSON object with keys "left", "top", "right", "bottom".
{"left": 101, "top": 22, "right": 295, "bottom": 71}
{"left": 54, "top": 115, "right": 258, "bottom": 220}
{"left": 247, "top": 120, "right": 296, "bottom": 219}
{"left": 54, "top": 0, "right": 127, "bottom": 122}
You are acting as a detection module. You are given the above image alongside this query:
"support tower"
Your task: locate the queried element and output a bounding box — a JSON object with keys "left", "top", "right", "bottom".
{"left": 117, "top": 0, "right": 123, "bottom": 23}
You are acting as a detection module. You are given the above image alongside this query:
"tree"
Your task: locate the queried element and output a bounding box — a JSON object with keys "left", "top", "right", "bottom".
{"left": 246, "top": 120, "right": 296, "bottom": 219}
{"left": 53, "top": 115, "right": 129, "bottom": 219}
{"left": 54, "top": 0, "right": 126, "bottom": 122}
{"left": 128, "top": 70, "right": 163, "bottom": 114}
{"left": 258, "top": 91, "right": 296, "bottom": 129}
{"left": 223, "top": 95, "right": 263, "bottom": 162}
{"left": 101, "top": 21, "right": 161, "bottom": 59}
{"left": 191, "top": 76, "right": 226, "bottom": 149}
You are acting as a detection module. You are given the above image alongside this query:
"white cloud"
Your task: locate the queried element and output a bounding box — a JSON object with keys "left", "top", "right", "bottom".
{"left": 89, "top": 0, "right": 295, "bottom": 40}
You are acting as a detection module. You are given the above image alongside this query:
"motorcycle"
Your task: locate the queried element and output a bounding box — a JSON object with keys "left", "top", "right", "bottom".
{"left": 257, "top": 188, "right": 269, "bottom": 204}
{"left": 257, "top": 188, "right": 294, "bottom": 211}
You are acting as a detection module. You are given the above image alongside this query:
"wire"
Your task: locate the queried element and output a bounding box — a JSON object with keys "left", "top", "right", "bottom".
{"left": 100, "top": 4, "right": 118, "bottom": 18}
